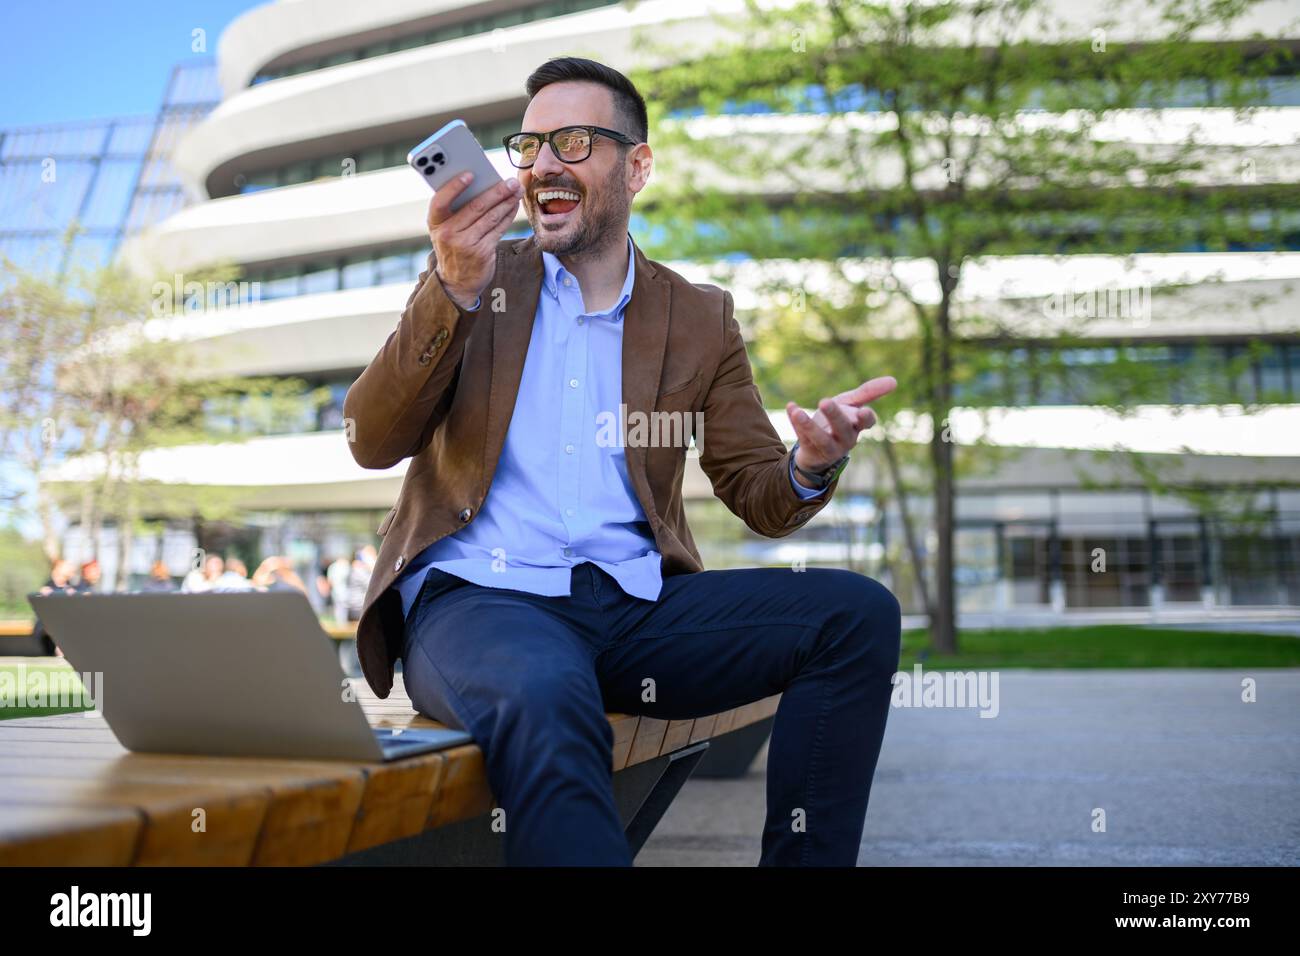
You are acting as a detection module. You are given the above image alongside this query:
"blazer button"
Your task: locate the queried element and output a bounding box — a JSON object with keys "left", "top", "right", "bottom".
{"left": 417, "top": 353, "right": 431, "bottom": 367}
{"left": 458, "top": 507, "right": 473, "bottom": 522}
{"left": 393, "top": 556, "right": 404, "bottom": 572}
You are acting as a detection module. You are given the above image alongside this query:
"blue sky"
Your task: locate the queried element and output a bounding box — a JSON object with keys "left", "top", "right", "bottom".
{"left": 0, "top": 0, "right": 262, "bottom": 127}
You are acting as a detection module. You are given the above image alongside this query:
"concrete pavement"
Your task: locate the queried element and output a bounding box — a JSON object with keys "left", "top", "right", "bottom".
{"left": 637, "top": 669, "right": 1300, "bottom": 866}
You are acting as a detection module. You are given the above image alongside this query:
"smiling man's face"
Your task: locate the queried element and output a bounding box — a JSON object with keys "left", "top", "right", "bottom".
{"left": 518, "top": 80, "right": 649, "bottom": 257}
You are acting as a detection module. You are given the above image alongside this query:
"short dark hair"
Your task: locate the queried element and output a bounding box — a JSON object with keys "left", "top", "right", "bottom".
{"left": 524, "top": 57, "right": 648, "bottom": 146}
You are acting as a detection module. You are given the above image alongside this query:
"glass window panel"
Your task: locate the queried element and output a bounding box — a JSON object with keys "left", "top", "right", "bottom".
{"left": 341, "top": 257, "right": 376, "bottom": 289}
{"left": 300, "top": 265, "right": 339, "bottom": 295}
{"left": 1258, "top": 343, "right": 1289, "bottom": 400}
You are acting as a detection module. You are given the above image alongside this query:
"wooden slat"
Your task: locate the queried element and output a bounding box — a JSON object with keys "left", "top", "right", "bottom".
{"left": 661, "top": 719, "right": 696, "bottom": 754}
{"left": 0, "top": 779, "right": 268, "bottom": 865}
{"left": 688, "top": 714, "right": 718, "bottom": 744}
{"left": 608, "top": 714, "right": 640, "bottom": 771}
{"left": 0, "top": 750, "right": 367, "bottom": 866}
{"left": 0, "top": 803, "right": 141, "bottom": 866}
{"left": 425, "top": 746, "right": 494, "bottom": 828}
{"left": 345, "top": 755, "right": 445, "bottom": 854}
{"left": 627, "top": 717, "right": 670, "bottom": 765}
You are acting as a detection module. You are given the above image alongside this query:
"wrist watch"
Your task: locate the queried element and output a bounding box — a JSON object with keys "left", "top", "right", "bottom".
{"left": 790, "top": 440, "right": 850, "bottom": 490}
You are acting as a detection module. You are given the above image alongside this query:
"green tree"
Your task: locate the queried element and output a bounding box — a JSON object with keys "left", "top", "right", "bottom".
{"left": 633, "top": 0, "right": 1293, "bottom": 651}
{"left": 0, "top": 251, "right": 327, "bottom": 589}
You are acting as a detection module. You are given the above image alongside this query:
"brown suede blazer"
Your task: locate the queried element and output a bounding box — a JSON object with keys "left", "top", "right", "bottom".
{"left": 343, "top": 233, "right": 842, "bottom": 697}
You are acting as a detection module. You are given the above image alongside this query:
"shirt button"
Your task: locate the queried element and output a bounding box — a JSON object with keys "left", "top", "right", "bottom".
{"left": 563, "top": 547, "right": 573, "bottom": 557}
{"left": 568, "top": 378, "right": 578, "bottom": 388}
{"left": 393, "top": 556, "right": 404, "bottom": 572}
{"left": 563, "top": 276, "right": 572, "bottom": 287}
{"left": 564, "top": 444, "right": 574, "bottom": 454}
{"left": 458, "top": 507, "right": 472, "bottom": 522}
{"left": 576, "top": 317, "right": 585, "bottom": 325}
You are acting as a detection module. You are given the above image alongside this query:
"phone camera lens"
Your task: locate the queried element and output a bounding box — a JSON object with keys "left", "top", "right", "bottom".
{"left": 431, "top": 152, "right": 446, "bottom": 166}
{"left": 416, "top": 156, "right": 427, "bottom": 167}
{"left": 423, "top": 167, "right": 435, "bottom": 176}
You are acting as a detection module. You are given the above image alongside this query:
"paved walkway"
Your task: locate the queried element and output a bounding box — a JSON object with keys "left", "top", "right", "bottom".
{"left": 638, "top": 669, "right": 1300, "bottom": 866}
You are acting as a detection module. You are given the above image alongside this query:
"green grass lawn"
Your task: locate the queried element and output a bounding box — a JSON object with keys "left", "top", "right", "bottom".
{"left": 900, "top": 625, "right": 1300, "bottom": 669}
{"left": 0, "top": 661, "right": 95, "bottom": 721}
{"left": 2, "top": 625, "right": 1297, "bottom": 723}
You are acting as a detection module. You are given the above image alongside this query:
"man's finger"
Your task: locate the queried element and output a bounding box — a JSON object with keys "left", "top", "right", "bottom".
{"left": 426, "top": 173, "right": 477, "bottom": 229}
{"left": 819, "top": 399, "right": 857, "bottom": 445}
{"left": 446, "top": 178, "right": 520, "bottom": 236}
{"left": 835, "top": 375, "right": 897, "bottom": 408}
{"left": 786, "top": 403, "right": 838, "bottom": 459}
{"left": 468, "top": 190, "right": 521, "bottom": 246}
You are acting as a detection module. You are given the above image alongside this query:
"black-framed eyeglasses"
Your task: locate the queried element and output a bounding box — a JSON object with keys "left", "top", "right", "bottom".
{"left": 502, "top": 125, "right": 638, "bottom": 168}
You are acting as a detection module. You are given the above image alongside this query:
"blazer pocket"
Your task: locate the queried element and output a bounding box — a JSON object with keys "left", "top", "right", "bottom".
{"left": 656, "top": 370, "right": 701, "bottom": 401}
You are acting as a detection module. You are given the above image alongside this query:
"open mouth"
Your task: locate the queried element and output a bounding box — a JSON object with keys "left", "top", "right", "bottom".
{"left": 536, "top": 188, "right": 581, "bottom": 224}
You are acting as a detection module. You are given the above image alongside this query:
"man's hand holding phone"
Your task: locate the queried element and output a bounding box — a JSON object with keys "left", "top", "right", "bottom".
{"left": 427, "top": 172, "right": 522, "bottom": 311}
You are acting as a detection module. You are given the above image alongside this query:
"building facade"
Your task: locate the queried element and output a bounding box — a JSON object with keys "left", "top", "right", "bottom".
{"left": 38, "top": 0, "right": 1300, "bottom": 617}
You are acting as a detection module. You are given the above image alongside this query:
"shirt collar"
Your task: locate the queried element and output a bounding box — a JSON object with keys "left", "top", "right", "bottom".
{"left": 542, "top": 232, "right": 635, "bottom": 319}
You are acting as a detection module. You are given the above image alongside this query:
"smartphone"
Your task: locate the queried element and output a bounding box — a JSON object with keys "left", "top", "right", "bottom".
{"left": 406, "top": 119, "right": 505, "bottom": 213}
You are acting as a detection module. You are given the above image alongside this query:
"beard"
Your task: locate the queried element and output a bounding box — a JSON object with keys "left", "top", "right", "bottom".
{"left": 527, "top": 159, "right": 630, "bottom": 258}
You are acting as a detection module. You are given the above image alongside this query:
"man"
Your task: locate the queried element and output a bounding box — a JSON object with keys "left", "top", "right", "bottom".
{"left": 327, "top": 554, "right": 352, "bottom": 626}
{"left": 344, "top": 57, "right": 901, "bottom": 866}
{"left": 72, "top": 559, "right": 101, "bottom": 594}
{"left": 182, "top": 553, "right": 224, "bottom": 593}
{"left": 346, "top": 546, "right": 376, "bottom": 622}
{"left": 30, "top": 557, "right": 78, "bottom": 656}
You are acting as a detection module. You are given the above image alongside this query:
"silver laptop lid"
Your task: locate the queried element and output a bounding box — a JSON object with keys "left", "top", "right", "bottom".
{"left": 27, "top": 591, "right": 386, "bottom": 762}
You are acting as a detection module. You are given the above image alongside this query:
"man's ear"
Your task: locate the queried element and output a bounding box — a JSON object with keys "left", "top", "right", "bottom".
{"left": 629, "top": 144, "right": 653, "bottom": 194}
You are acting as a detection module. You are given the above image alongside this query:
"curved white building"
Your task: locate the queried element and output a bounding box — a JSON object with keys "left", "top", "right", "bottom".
{"left": 48, "top": 0, "right": 1300, "bottom": 616}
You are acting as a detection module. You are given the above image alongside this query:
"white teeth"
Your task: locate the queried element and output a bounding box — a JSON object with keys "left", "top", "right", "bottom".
{"left": 537, "top": 190, "right": 580, "bottom": 203}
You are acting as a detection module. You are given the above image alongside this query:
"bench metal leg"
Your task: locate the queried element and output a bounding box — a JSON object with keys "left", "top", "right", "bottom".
{"left": 326, "top": 740, "right": 710, "bottom": 866}
{"left": 692, "top": 715, "right": 774, "bottom": 779}
{"left": 616, "top": 741, "right": 709, "bottom": 857}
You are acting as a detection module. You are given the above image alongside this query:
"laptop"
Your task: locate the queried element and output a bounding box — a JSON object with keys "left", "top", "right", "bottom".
{"left": 26, "top": 590, "right": 473, "bottom": 762}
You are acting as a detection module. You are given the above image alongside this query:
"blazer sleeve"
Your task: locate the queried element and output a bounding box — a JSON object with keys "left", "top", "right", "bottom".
{"left": 342, "top": 247, "right": 486, "bottom": 470}
{"left": 696, "top": 289, "right": 842, "bottom": 537}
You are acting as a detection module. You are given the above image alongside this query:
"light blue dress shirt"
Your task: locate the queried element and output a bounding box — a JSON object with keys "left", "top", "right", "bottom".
{"left": 392, "top": 232, "right": 824, "bottom": 621}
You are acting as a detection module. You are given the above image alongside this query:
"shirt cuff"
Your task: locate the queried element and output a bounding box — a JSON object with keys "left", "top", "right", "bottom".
{"left": 435, "top": 267, "right": 481, "bottom": 312}
{"left": 788, "top": 455, "right": 827, "bottom": 499}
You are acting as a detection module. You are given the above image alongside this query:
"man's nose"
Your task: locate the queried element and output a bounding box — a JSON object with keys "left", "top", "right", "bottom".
{"left": 531, "top": 139, "right": 567, "bottom": 177}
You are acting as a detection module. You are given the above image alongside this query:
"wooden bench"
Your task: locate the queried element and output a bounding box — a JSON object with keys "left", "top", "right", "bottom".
{"left": 0, "top": 658, "right": 779, "bottom": 865}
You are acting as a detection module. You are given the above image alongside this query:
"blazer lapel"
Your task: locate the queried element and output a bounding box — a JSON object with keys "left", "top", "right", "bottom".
{"left": 621, "top": 236, "right": 672, "bottom": 519}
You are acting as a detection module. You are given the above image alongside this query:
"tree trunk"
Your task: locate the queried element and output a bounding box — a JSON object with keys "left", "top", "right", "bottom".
{"left": 930, "top": 427, "right": 957, "bottom": 654}
{"left": 929, "top": 274, "right": 959, "bottom": 654}
{"left": 880, "top": 435, "right": 934, "bottom": 619}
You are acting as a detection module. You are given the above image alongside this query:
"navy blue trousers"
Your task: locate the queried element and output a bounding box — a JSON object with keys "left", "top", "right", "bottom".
{"left": 401, "top": 562, "right": 901, "bottom": 866}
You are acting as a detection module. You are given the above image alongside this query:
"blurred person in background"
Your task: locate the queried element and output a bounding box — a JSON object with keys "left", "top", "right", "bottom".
{"left": 327, "top": 554, "right": 351, "bottom": 626}
{"left": 312, "top": 558, "right": 332, "bottom": 612}
{"left": 213, "top": 557, "right": 255, "bottom": 591}
{"left": 37, "top": 558, "right": 77, "bottom": 598}
{"left": 346, "top": 546, "right": 376, "bottom": 622}
{"left": 252, "top": 555, "right": 308, "bottom": 594}
{"left": 29, "top": 556, "right": 78, "bottom": 656}
{"left": 72, "top": 559, "right": 101, "bottom": 594}
{"left": 182, "top": 553, "right": 224, "bottom": 592}
{"left": 140, "top": 560, "right": 175, "bottom": 592}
